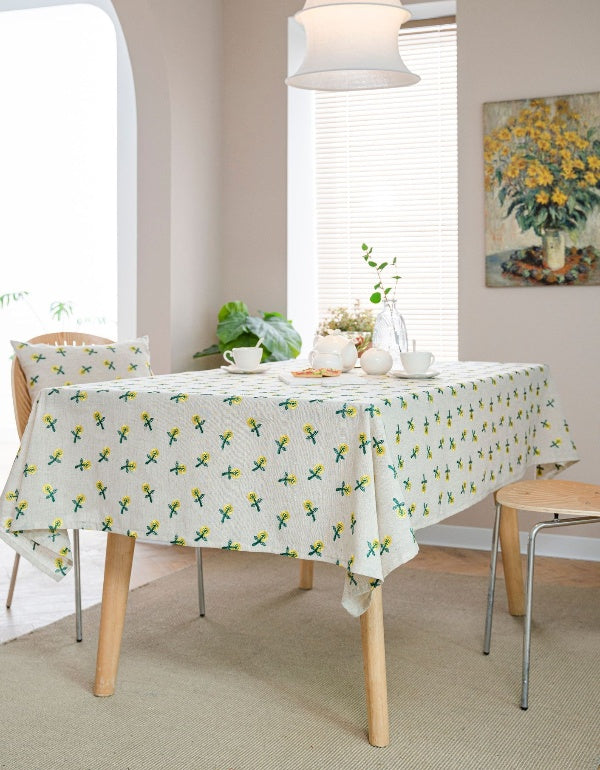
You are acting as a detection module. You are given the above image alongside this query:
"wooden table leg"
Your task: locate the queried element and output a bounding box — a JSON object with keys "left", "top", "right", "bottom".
{"left": 498, "top": 505, "right": 525, "bottom": 616}
{"left": 94, "top": 532, "right": 136, "bottom": 696}
{"left": 360, "top": 585, "right": 389, "bottom": 747}
{"left": 299, "top": 560, "right": 314, "bottom": 590}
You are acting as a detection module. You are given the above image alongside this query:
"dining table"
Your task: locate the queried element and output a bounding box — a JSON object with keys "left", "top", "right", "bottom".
{"left": 0, "top": 359, "right": 578, "bottom": 746}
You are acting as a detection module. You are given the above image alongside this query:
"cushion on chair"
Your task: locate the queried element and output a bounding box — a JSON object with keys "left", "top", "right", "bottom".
{"left": 11, "top": 336, "right": 153, "bottom": 397}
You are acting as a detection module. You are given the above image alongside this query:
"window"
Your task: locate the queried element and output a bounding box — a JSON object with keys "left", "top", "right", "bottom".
{"left": 288, "top": 20, "right": 457, "bottom": 359}
{"left": 0, "top": 1, "right": 135, "bottom": 479}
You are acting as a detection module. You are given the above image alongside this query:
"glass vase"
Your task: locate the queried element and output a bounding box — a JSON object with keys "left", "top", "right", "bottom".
{"left": 372, "top": 300, "right": 408, "bottom": 367}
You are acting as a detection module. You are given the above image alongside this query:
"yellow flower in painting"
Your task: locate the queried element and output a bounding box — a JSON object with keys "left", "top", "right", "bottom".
{"left": 551, "top": 188, "right": 568, "bottom": 206}
{"left": 584, "top": 171, "right": 597, "bottom": 185}
{"left": 587, "top": 155, "right": 600, "bottom": 170}
{"left": 536, "top": 191, "right": 549, "bottom": 205}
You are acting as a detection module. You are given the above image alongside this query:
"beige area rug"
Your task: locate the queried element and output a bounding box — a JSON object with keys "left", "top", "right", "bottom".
{"left": 0, "top": 549, "right": 598, "bottom": 770}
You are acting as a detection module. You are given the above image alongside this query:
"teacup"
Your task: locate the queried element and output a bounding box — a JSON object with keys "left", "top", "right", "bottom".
{"left": 400, "top": 351, "right": 435, "bottom": 375}
{"left": 224, "top": 346, "right": 263, "bottom": 371}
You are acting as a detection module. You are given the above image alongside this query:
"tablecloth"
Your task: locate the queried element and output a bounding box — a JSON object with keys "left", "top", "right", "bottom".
{"left": 0, "top": 361, "right": 578, "bottom": 615}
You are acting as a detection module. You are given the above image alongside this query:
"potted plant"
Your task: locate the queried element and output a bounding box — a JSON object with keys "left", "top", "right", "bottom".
{"left": 317, "top": 300, "right": 374, "bottom": 356}
{"left": 194, "top": 301, "right": 302, "bottom": 363}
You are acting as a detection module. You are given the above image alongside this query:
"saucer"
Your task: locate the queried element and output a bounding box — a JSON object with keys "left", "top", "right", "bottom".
{"left": 390, "top": 369, "right": 440, "bottom": 380}
{"left": 221, "top": 363, "right": 270, "bottom": 375}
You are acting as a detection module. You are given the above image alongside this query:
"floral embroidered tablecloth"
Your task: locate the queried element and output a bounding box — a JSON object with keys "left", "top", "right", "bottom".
{"left": 0, "top": 361, "right": 578, "bottom": 615}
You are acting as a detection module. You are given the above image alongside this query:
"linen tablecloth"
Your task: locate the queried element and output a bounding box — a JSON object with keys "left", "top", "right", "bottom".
{"left": 0, "top": 361, "right": 578, "bottom": 614}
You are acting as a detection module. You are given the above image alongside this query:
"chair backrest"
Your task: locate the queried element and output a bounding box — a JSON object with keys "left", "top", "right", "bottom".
{"left": 12, "top": 331, "right": 113, "bottom": 439}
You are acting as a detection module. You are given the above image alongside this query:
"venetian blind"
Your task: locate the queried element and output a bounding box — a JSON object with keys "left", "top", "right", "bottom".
{"left": 315, "top": 23, "right": 457, "bottom": 358}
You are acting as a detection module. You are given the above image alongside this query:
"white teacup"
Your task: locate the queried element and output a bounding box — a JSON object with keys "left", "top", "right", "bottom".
{"left": 224, "top": 346, "right": 263, "bottom": 371}
{"left": 400, "top": 351, "right": 435, "bottom": 375}
{"left": 308, "top": 350, "right": 343, "bottom": 370}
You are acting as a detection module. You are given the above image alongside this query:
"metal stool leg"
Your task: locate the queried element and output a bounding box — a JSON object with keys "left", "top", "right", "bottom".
{"left": 73, "top": 529, "right": 83, "bottom": 642}
{"left": 521, "top": 521, "right": 547, "bottom": 710}
{"left": 6, "top": 552, "right": 21, "bottom": 608}
{"left": 196, "top": 548, "right": 205, "bottom": 617}
{"left": 483, "top": 501, "right": 502, "bottom": 654}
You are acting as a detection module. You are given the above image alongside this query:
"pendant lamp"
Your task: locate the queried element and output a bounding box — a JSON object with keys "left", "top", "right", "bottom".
{"left": 286, "top": 0, "right": 420, "bottom": 91}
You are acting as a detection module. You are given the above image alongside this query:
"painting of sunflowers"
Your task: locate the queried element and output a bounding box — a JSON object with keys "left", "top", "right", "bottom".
{"left": 484, "top": 91, "right": 600, "bottom": 286}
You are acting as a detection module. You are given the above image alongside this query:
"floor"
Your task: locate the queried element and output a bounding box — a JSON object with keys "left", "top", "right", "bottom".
{"left": 1, "top": 534, "right": 598, "bottom": 644}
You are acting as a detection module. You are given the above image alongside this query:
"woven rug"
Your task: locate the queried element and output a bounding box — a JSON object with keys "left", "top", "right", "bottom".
{"left": 0, "top": 549, "right": 598, "bottom": 770}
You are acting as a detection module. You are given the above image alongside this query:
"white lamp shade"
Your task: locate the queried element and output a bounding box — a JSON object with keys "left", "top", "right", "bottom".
{"left": 286, "top": 0, "right": 420, "bottom": 91}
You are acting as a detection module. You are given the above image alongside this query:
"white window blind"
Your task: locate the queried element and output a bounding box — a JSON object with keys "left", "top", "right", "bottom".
{"left": 315, "top": 23, "right": 457, "bottom": 359}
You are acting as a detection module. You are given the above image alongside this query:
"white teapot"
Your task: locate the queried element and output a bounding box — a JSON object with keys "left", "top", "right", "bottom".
{"left": 312, "top": 333, "right": 358, "bottom": 372}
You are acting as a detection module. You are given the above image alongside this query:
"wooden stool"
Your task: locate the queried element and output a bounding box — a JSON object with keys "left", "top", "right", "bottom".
{"left": 483, "top": 479, "right": 600, "bottom": 709}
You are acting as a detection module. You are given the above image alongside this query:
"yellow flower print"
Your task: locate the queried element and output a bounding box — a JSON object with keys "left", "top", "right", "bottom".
{"left": 127, "top": 530, "right": 138, "bottom": 538}
{"left": 195, "top": 526, "right": 210, "bottom": 542}
{"left": 146, "top": 519, "right": 160, "bottom": 536}
{"left": 14, "top": 501, "right": 28, "bottom": 517}
{"left": 308, "top": 540, "right": 324, "bottom": 557}
{"left": 42, "top": 484, "right": 57, "bottom": 503}
{"left": 277, "top": 510, "right": 290, "bottom": 529}
{"left": 252, "top": 530, "right": 268, "bottom": 547}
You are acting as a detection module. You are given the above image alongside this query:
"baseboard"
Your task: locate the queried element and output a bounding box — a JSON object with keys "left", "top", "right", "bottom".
{"left": 416, "top": 524, "right": 600, "bottom": 562}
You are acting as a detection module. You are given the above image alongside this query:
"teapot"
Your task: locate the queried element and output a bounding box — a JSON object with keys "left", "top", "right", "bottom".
{"left": 311, "top": 334, "right": 358, "bottom": 372}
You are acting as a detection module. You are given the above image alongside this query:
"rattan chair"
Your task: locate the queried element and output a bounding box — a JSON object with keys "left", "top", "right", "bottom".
{"left": 483, "top": 479, "right": 600, "bottom": 709}
{"left": 6, "top": 332, "right": 207, "bottom": 640}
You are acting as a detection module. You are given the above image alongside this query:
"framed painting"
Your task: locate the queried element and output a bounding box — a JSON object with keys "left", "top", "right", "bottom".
{"left": 484, "top": 91, "right": 600, "bottom": 286}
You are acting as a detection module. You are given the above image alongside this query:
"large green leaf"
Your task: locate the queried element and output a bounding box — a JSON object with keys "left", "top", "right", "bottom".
{"left": 217, "top": 310, "right": 251, "bottom": 345}
{"left": 193, "top": 343, "right": 220, "bottom": 358}
{"left": 218, "top": 301, "right": 248, "bottom": 323}
{"left": 246, "top": 313, "right": 301, "bottom": 361}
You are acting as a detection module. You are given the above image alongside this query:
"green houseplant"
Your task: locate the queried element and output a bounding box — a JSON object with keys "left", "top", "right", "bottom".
{"left": 194, "top": 301, "right": 302, "bottom": 363}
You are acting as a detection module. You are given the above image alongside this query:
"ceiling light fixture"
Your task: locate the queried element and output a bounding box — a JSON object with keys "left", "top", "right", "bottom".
{"left": 285, "top": 0, "right": 419, "bottom": 91}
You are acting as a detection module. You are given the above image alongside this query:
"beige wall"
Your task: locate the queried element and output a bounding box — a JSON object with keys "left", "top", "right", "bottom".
{"left": 221, "top": 0, "right": 296, "bottom": 317}
{"left": 114, "top": 0, "right": 223, "bottom": 374}
{"left": 454, "top": 0, "right": 600, "bottom": 537}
